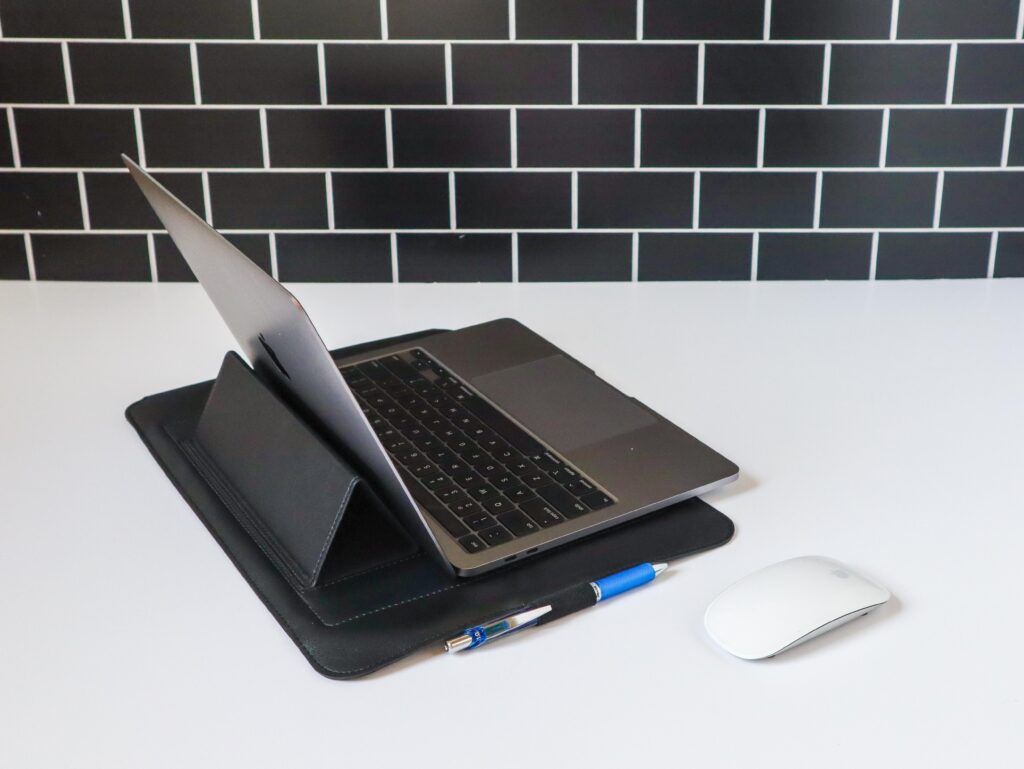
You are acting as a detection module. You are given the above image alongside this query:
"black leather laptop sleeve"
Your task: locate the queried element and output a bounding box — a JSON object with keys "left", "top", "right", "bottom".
{"left": 125, "top": 329, "right": 735, "bottom": 679}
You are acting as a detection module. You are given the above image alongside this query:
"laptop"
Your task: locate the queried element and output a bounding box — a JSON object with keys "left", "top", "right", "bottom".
{"left": 125, "top": 156, "right": 738, "bottom": 576}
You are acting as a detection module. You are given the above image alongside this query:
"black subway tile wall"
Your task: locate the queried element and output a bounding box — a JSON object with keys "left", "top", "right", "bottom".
{"left": 1, "top": 2, "right": 1023, "bottom": 283}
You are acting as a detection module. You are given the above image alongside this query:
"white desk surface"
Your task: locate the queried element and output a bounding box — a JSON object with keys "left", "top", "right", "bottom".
{"left": 2, "top": 280, "right": 1022, "bottom": 768}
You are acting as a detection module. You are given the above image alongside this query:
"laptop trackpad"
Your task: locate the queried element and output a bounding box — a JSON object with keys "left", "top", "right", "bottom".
{"left": 470, "top": 354, "right": 657, "bottom": 453}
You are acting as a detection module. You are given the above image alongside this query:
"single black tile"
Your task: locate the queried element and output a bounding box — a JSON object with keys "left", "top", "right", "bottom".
{"left": 644, "top": 0, "right": 763, "bottom": 40}
{"left": 397, "top": 234, "right": 511, "bottom": 281}
{"left": 154, "top": 233, "right": 271, "bottom": 281}
{"left": 142, "top": 109, "right": 263, "bottom": 168}
{"left": 15, "top": 109, "right": 135, "bottom": 168}
{"left": 820, "top": 172, "right": 937, "bottom": 228}
{"left": 876, "top": 232, "right": 990, "bottom": 279}
{"left": 456, "top": 172, "right": 570, "bottom": 228}
{"left": 579, "top": 45, "right": 697, "bottom": 105}
{"left": 332, "top": 173, "right": 449, "bottom": 229}
{"left": 0, "top": 43, "right": 67, "bottom": 103}
{"left": 0, "top": 235, "right": 29, "bottom": 280}
{"left": 700, "top": 172, "right": 815, "bottom": 228}
{"left": 764, "top": 109, "right": 882, "bottom": 167}
{"left": 388, "top": 0, "right": 507, "bottom": 39}
{"left": 325, "top": 44, "right": 446, "bottom": 104}
{"left": 994, "top": 232, "right": 1024, "bottom": 277}
{"left": 941, "top": 172, "right": 1024, "bottom": 227}
{"left": 0, "top": 173, "right": 82, "bottom": 229}
{"left": 518, "top": 110, "right": 633, "bottom": 168}
{"left": 393, "top": 110, "right": 509, "bottom": 167}
{"left": 267, "top": 110, "right": 386, "bottom": 167}
{"left": 0, "top": 0, "right": 125, "bottom": 38}
{"left": 642, "top": 109, "right": 759, "bottom": 167}
{"left": 770, "top": 0, "right": 890, "bottom": 39}
{"left": 85, "top": 172, "right": 204, "bottom": 229}
{"left": 579, "top": 172, "right": 693, "bottom": 228}
{"left": 887, "top": 109, "right": 1005, "bottom": 167}
{"left": 0, "top": 119, "right": 12, "bottom": 167}
{"left": 829, "top": 44, "right": 949, "bottom": 104}
{"left": 638, "top": 233, "right": 752, "bottom": 280}
{"left": 199, "top": 44, "right": 319, "bottom": 105}
{"left": 454, "top": 45, "right": 571, "bottom": 105}
{"left": 129, "top": 0, "right": 253, "bottom": 39}
{"left": 758, "top": 233, "right": 872, "bottom": 280}
{"left": 70, "top": 44, "right": 193, "bottom": 105}
{"left": 898, "top": 0, "right": 1019, "bottom": 39}
{"left": 1009, "top": 110, "right": 1024, "bottom": 166}
{"left": 954, "top": 44, "right": 1024, "bottom": 104}
{"left": 276, "top": 234, "right": 392, "bottom": 281}
{"left": 209, "top": 172, "right": 328, "bottom": 229}
{"left": 518, "top": 233, "right": 631, "bottom": 281}
{"left": 259, "top": 0, "right": 380, "bottom": 39}
{"left": 33, "top": 234, "right": 151, "bottom": 281}
{"left": 705, "top": 45, "right": 823, "bottom": 105}
{"left": 517, "top": 0, "right": 636, "bottom": 40}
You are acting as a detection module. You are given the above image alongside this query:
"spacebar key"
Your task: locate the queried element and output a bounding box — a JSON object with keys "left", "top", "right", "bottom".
{"left": 461, "top": 395, "right": 543, "bottom": 454}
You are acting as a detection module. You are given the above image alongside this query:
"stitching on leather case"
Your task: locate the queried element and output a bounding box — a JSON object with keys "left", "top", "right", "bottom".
{"left": 316, "top": 552, "right": 420, "bottom": 588}
{"left": 310, "top": 475, "right": 359, "bottom": 585}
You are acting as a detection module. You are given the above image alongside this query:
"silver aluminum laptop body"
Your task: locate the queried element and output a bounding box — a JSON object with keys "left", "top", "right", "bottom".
{"left": 125, "top": 156, "right": 738, "bottom": 576}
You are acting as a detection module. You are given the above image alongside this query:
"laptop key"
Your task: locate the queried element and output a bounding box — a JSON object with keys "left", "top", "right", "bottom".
{"left": 435, "top": 486, "right": 463, "bottom": 503}
{"left": 482, "top": 497, "right": 513, "bottom": 515}
{"left": 468, "top": 484, "right": 498, "bottom": 501}
{"left": 490, "top": 473, "right": 518, "bottom": 491}
{"left": 520, "top": 498, "right": 563, "bottom": 528}
{"left": 537, "top": 484, "right": 588, "bottom": 518}
{"left": 565, "top": 478, "right": 595, "bottom": 495}
{"left": 408, "top": 461, "right": 436, "bottom": 477}
{"left": 581, "top": 491, "right": 614, "bottom": 510}
{"left": 464, "top": 511, "right": 497, "bottom": 530}
{"left": 520, "top": 470, "right": 552, "bottom": 489}
{"left": 549, "top": 465, "right": 580, "bottom": 484}
{"left": 452, "top": 499, "right": 485, "bottom": 517}
{"left": 458, "top": 533, "right": 487, "bottom": 554}
{"left": 497, "top": 510, "right": 540, "bottom": 537}
{"left": 504, "top": 485, "right": 535, "bottom": 503}
{"left": 479, "top": 525, "right": 513, "bottom": 546}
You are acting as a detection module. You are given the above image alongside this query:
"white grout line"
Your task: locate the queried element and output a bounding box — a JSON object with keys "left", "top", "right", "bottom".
{"left": 696, "top": 43, "right": 705, "bottom": 104}
{"left": 390, "top": 231, "right": 398, "bottom": 282}
{"left": 259, "top": 108, "right": 270, "bottom": 168}
{"left": 571, "top": 171, "right": 579, "bottom": 228}
{"left": 633, "top": 108, "right": 642, "bottom": 167}
{"left": 756, "top": 108, "right": 765, "bottom": 167}
{"left": 444, "top": 44, "right": 453, "bottom": 105}
{"left": 77, "top": 171, "right": 90, "bottom": 229}
{"left": 511, "top": 231, "right": 519, "bottom": 281}
{"left": 932, "top": 171, "right": 944, "bottom": 228}
{"left": 869, "top": 231, "right": 879, "bottom": 279}
{"left": 448, "top": 171, "right": 456, "bottom": 228}
{"left": 944, "top": 43, "right": 957, "bottom": 105}
{"left": 325, "top": 172, "right": 335, "bottom": 229}
{"left": 631, "top": 231, "right": 639, "bottom": 281}
{"left": 763, "top": 0, "right": 772, "bottom": 40}
{"left": 133, "top": 107, "right": 146, "bottom": 165}
{"left": 121, "top": 0, "right": 133, "bottom": 39}
{"left": 988, "top": 231, "right": 999, "bottom": 277}
{"left": 24, "top": 234, "right": 37, "bottom": 281}
{"left": 380, "top": 0, "right": 389, "bottom": 40}
{"left": 317, "top": 43, "right": 327, "bottom": 105}
{"left": 571, "top": 43, "right": 579, "bottom": 105}
{"left": 201, "top": 171, "right": 212, "bottom": 224}
{"left": 636, "top": 0, "right": 644, "bottom": 41}
{"left": 509, "top": 0, "right": 516, "bottom": 40}
{"left": 821, "top": 43, "right": 831, "bottom": 104}
{"left": 269, "top": 232, "right": 279, "bottom": 279}
{"left": 510, "top": 108, "right": 517, "bottom": 168}
{"left": 879, "top": 108, "right": 890, "bottom": 167}
{"left": 385, "top": 107, "right": 395, "bottom": 167}
{"left": 890, "top": 0, "right": 900, "bottom": 40}
{"left": 251, "top": 0, "right": 261, "bottom": 39}
{"left": 61, "top": 42, "right": 75, "bottom": 104}
{"left": 750, "top": 232, "right": 759, "bottom": 280}
{"left": 6, "top": 108, "right": 20, "bottom": 167}
{"left": 1001, "top": 108, "right": 1014, "bottom": 167}
{"left": 1018, "top": 0, "right": 1024, "bottom": 39}
{"left": 692, "top": 172, "right": 701, "bottom": 228}
{"left": 813, "top": 170, "right": 823, "bottom": 228}
{"left": 190, "top": 42, "right": 202, "bottom": 104}
{"left": 147, "top": 232, "right": 157, "bottom": 281}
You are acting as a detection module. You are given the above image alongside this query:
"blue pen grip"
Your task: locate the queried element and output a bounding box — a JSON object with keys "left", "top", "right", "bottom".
{"left": 593, "top": 563, "right": 656, "bottom": 601}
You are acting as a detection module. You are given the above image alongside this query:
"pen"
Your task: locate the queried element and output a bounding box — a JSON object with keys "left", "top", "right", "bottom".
{"left": 444, "top": 562, "right": 668, "bottom": 653}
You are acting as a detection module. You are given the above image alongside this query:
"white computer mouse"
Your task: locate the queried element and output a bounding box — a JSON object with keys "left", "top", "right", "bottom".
{"left": 704, "top": 556, "right": 891, "bottom": 660}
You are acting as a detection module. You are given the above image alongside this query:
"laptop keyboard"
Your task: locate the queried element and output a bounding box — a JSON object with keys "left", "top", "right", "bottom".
{"left": 339, "top": 348, "right": 614, "bottom": 555}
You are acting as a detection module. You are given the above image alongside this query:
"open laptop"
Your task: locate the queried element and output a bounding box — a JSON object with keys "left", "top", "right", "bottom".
{"left": 125, "top": 156, "right": 738, "bottom": 576}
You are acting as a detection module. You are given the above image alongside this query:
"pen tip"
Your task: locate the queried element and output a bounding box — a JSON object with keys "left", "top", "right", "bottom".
{"left": 653, "top": 562, "right": 668, "bottom": 575}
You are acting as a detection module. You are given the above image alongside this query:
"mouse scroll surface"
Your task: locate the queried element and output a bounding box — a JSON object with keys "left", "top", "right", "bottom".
{"left": 704, "top": 556, "right": 891, "bottom": 660}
